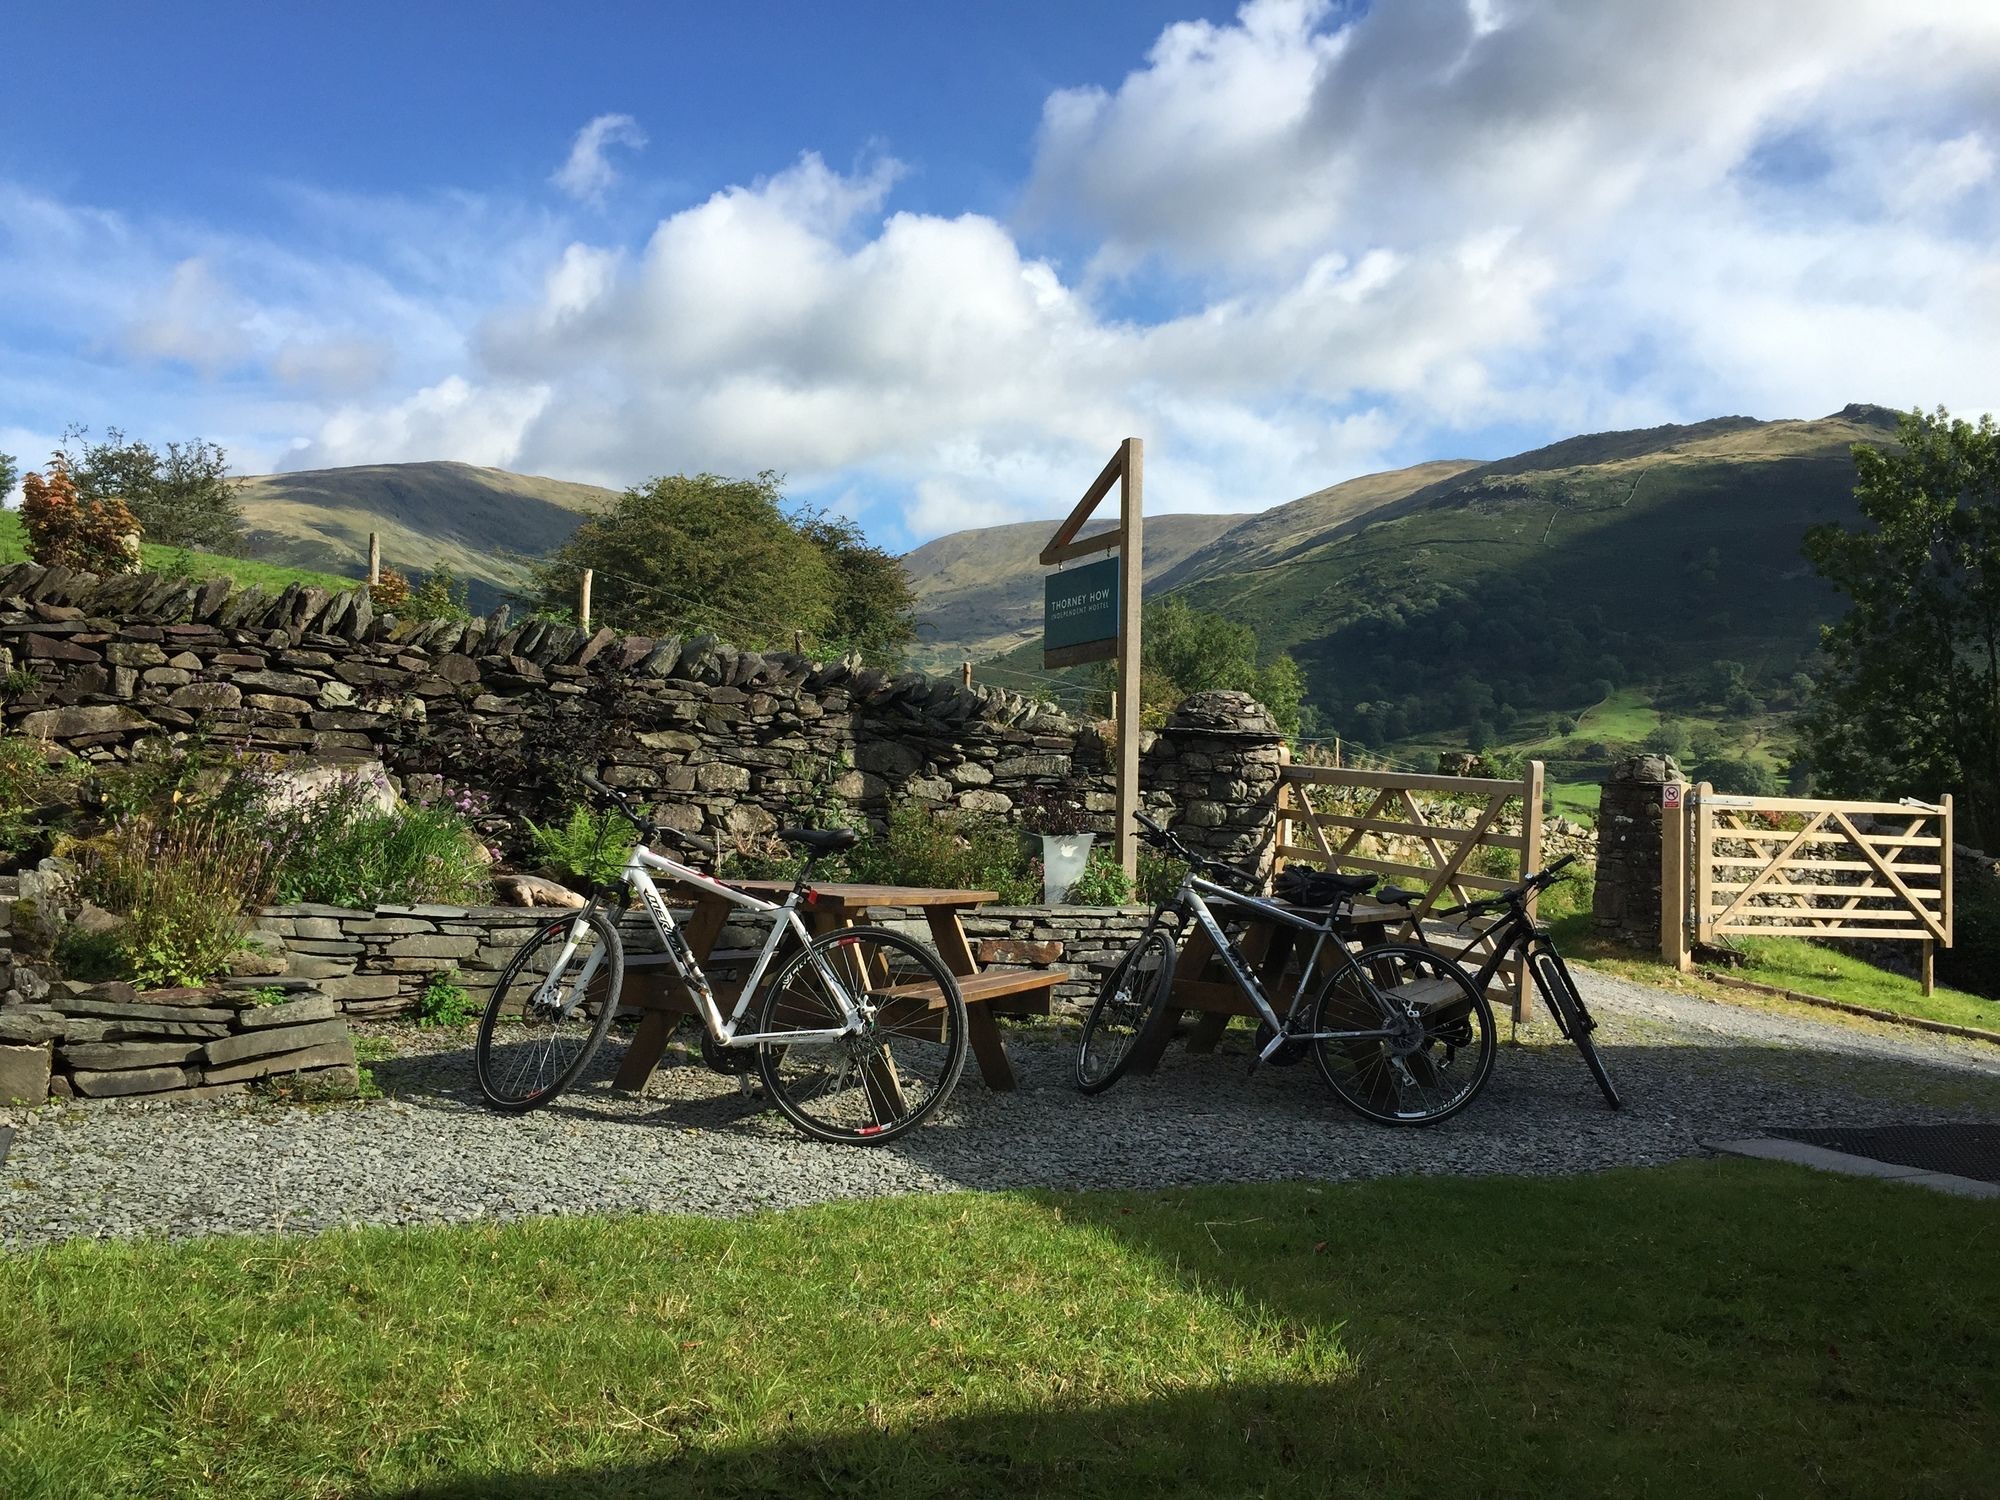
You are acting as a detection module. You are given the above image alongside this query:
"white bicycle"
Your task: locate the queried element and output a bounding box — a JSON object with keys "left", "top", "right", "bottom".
{"left": 474, "top": 772, "right": 967, "bottom": 1145}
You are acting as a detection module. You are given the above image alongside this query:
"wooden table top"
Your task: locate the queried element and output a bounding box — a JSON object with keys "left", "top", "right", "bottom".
{"left": 708, "top": 880, "right": 1001, "bottom": 910}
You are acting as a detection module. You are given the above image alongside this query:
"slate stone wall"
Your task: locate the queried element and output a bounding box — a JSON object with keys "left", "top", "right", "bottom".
{"left": 0, "top": 562, "right": 1277, "bottom": 872}
{"left": 1592, "top": 754, "right": 1682, "bottom": 948}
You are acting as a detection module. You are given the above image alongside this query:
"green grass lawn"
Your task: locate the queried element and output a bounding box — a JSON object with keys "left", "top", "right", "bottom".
{"left": 1729, "top": 936, "right": 1998, "bottom": 1034}
{"left": 0, "top": 510, "right": 353, "bottom": 596}
{"left": 3, "top": 1160, "right": 1996, "bottom": 1498}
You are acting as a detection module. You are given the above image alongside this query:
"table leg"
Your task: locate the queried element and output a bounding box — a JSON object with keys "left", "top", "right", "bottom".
{"left": 964, "top": 1005, "right": 1017, "bottom": 1090}
{"left": 1133, "top": 921, "right": 1216, "bottom": 1073}
{"left": 612, "top": 894, "right": 730, "bottom": 1094}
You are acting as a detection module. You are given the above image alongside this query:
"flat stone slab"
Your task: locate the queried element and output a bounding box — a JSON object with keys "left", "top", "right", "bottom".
{"left": 0, "top": 1124, "right": 12, "bottom": 1168}
{"left": 53, "top": 999, "right": 236, "bottom": 1024}
{"left": 205, "top": 1019, "right": 350, "bottom": 1067}
{"left": 1769, "top": 1123, "right": 2000, "bottom": 1185}
{"left": 236, "top": 996, "right": 338, "bottom": 1031}
{"left": 0, "top": 1042, "right": 52, "bottom": 1106}
{"left": 71, "top": 1065, "right": 192, "bottom": 1098}
{"left": 203, "top": 1038, "right": 356, "bottom": 1085}
{"left": 1708, "top": 1138, "right": 2000, "bottom": 1200}
{"left": 60, "top": 1040, "right": 207, "bottom": 1071}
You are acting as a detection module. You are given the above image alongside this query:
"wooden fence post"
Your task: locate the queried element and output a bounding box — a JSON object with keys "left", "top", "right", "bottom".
{"left": 366, "top": 532, "right": 380, "bottom": 586}
{"left": 961, "top": 660, "right": 972, "bottom": 687}
{"left": 1275, "top": 743, "right": 1292, "bottom": 877}
{"left": 1661, "top": 780, "right": 1690, "bottom": 971}
{"left": 1517, "top": 759, "right": 1546, "bottom": 1024}
{"left": 579, "top": 569, "right": 593, "bottom": 631}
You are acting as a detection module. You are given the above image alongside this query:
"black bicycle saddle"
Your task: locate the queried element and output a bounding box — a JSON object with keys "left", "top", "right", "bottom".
{"left": 1376, "top": 885, "right": 1423, "bottom": 908}
{"left": 779, "top": 827, "right": 860, "bottom": 854}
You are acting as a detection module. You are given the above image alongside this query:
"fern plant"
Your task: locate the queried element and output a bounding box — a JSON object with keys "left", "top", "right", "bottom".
{"left": 526, "top": 803, "right": 628, "bottom": 888}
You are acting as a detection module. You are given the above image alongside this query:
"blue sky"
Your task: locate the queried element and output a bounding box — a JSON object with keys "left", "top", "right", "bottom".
{"left": 4, "top": 1, "right": 1997, "bottom": 550}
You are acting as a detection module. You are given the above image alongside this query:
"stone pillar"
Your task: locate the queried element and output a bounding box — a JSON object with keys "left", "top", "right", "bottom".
{"left": 1149, "top": 691, "right": 1286, "bottom": 892}
{"left": 1592, "top": 754, "right": 1684, "bottom": 947}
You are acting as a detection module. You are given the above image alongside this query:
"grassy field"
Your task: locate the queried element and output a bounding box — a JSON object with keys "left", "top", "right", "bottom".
{"left": 1728, "top": 936, "right": 1997, "bottom": 1033}
{"left": 2, "top": 1160, "right": 1996, "bottom": 1498}
{"left": 0, "top": 511, "right": 354, "bottom": 595}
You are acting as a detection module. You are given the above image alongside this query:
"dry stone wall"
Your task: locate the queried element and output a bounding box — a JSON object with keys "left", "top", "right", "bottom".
{"left": 0, "top": 562, "right": 1275, "bottom": 871}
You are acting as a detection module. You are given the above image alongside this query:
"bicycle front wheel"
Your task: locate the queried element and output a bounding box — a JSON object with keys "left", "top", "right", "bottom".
{"left": 1311, "top": 944, "right": 1494, "bottom": 1126}
{"left": 475, "top": 907, "right": 624, "bottom": 1112}
{"left": 1530, "top": 942, "right": 1621, "bottom": 1110}
{"left": 1076, "top": 925, "right": 1177, "bottom": 1093}
{"left": 755, "top": 927, "right": 967, "bottom": 1145}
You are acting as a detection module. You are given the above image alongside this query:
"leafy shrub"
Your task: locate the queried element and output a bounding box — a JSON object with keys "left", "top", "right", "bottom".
{"left": 19, "top": 454, "right": 141, "bottom": 574}
{"left": 417, "top": 970, "right": 474, "bottom": 1028}
{"left": 0, "top": 737, "right": 82, "bottom": 865}
{"left": 53, "top": 922, "right": 128, "bottom": 981}
{"left": 368, "top": 568, "right": 412, "bottom": 614}
{"left": 266, "top": 774, "right": 492, "bottom": 908}
{"left": 1137, "top": 846, "right": 1189, "bottom": 905}
{"left": 76, "top": 803, "right": 280, "bottom": 986}
{"left": 1065, "top": 846, "right": 1135, "bottom": 906}
{"left": 1017, "top": 781, "right": 1090, "bottom": 837}
{"left": 847, "top": 802, "right": 1037, "bottom": 903}
{"left": 526, "top": 804, "right": 628, "bottom": 888}
{"left": 1537, "top": 859, "right": 1596, "bottom": 926}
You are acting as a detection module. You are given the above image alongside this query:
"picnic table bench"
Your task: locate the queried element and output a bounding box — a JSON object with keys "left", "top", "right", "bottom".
{"left": 610, "top": 881, "right": 1062, "bottom": 1094}
{"left": 1132, "top": 898, "right": 1407, "bottom": 1070}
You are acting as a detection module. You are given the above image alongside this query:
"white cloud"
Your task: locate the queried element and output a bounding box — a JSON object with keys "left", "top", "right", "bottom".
{"left": 551, "top": 114, "right": 648, "bottom": 204}
{"left": 4, "top": 2, "right": 1999, "bottom": 544}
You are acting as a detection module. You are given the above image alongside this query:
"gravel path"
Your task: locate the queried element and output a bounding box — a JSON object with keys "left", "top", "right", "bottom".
{"left": 6, "top": 971, "right": 1999, "bottom": 1250}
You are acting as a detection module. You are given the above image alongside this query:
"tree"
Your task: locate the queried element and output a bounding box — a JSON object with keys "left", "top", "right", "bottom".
{"left": 1801, "top": 406, "right": 2000, "bottom": 844}
{"left": 0, "top": 453, "right": 17, "bottom": 499}
{"left": 794, "top": 508, "right": 918, "bottom": 665}
{"left": 19, "top": 454, "right": 142, "bottom": 574}
{"left": 62, "top": 426, "right": 245, "bottom": 553}
{"left": 1094, "top": 594, "right": 1308, "bottom": 735}
{"left": 532, "top": 471, "right": 916, "bottom": 663}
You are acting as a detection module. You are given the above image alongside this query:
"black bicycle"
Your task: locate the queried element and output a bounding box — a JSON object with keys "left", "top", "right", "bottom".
{"left": 1378, "top": 854, "right": 1621, "bottom": 1109}
{"left": 1075, "top": 812, "right": 1496, "bottom": 1127}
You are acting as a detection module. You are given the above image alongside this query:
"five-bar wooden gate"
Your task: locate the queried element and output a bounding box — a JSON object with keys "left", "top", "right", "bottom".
{"left": 1664, "top": 784, "right": 1954, "bottom": 993}
{"left": 1276, "top": 757, "right": 1546, "bottom": 1020}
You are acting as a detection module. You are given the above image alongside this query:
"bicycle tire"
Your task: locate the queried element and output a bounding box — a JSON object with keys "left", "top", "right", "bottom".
{"left": 755, "top": 927, "right": 967, "bottom": 1145}
{"left": 475, "top": 907, "right": 625, "bottom": 1112}
{"left": 1530, "top": 944, "right": 1621, "bottom": 1110}
{"left": 1075, "top": 925, "right": 1178, "bottom": 1094}
{"left": 1310, "top": 943, "right": 1494, "bottom": 1126}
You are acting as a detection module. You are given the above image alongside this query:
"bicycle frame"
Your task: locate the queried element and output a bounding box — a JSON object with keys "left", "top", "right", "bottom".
{"left": 1172, "top": 871, "right": 1401, "bottom": 1061}
{"left": 535, "top": 839, "right": 867, "bottom": 1048}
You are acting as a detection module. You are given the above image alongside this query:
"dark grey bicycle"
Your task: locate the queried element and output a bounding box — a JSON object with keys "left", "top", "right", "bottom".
{"left": 1378, "top": 853, "right": 1620, "bottom": 1109}
{"left": 1075, "top": 812, "right": 1496, "bottom": 1127}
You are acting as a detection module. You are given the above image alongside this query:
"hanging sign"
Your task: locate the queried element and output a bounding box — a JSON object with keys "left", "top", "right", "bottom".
{"left": 1043, "top": 556, "right": 1120, "bottom": 667}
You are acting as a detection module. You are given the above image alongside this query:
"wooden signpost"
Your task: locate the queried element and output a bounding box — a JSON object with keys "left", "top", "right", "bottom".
{"left": 1040, "top": 438, "right": 1143, "bottom": 877}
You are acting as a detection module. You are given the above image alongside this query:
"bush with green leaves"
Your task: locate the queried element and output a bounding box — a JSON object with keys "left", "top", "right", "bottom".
{"left": 1137, "top": 846, "right": 1190, "bottom": 905}
{"left": 0, "top": 736, "right": 82, "bottom": 866}
{"left": 266, "top": 774, "right": 492, "bottom": 908}
{"left": 417, "top": 970, "right": 474, "bottom": 1028}
{"left": 846, "top": 802, "right": 1037, "bottom": 903}
{"left": 1064, "top": 846, "right": 1135, "bottom": 906}
{"left": 76, "top": 801, "right": 280, "bottom": 987}
{"left": 525, "top": 804, "right": 629, "bottom": 889}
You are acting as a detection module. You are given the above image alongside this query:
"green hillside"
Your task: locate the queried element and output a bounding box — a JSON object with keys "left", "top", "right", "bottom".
{"left": 234, "top": 461, "right": 616, "bottom": 609}
{"left": 973, "top": 406, "right": 1900, "bottom": 793}
{"left": 0, "top": 511, "right": 351, "bottom": 595}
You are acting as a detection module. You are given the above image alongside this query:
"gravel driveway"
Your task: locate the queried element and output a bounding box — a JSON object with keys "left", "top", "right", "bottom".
{"left": 6, "top": 971, "right": 1999, "bottom": 1250}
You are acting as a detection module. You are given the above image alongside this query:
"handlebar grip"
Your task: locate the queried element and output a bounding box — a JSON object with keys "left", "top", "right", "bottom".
{"left": 1134, "top": 811, "right": 1164, "bottom": 836}
{"left": 1548, "top": 852, "right": 1578, "bottom": 875}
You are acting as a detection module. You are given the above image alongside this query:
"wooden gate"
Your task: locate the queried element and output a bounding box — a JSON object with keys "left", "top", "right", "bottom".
{"left": 1276, "top": 758, "right": 1546, "bottom": 1020}
{"left": 1665, "top": 784, "right": 1954, "bottom": 993}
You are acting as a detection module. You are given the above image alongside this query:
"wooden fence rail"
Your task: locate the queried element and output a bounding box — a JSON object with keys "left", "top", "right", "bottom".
{"left": 1276, "top": 756, "right": 1545, "bottom": 1020}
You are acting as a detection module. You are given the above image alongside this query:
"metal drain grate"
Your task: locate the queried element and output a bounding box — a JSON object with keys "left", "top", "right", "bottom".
{"left": 1770, "top": 1124, "right": 2000, "bottom": 1185}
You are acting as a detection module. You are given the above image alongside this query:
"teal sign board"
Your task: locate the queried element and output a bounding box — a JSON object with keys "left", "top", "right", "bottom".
{"left": 1044, "top": 557, "right": 1119, "bottom": 666}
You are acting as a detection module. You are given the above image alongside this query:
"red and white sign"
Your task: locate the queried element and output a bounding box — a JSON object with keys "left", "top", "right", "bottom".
{"left": 1661, "top": 783, "right": 1683, "bottom": 810}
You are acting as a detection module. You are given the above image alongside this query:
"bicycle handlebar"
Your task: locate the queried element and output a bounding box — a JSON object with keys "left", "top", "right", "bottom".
{"left": 1132, "top": 811, "right": 1259, "bottom": 891}
{"left": 1437, "top": 852, "right": 1581, "bottom": 920}
{"left": 577, "top": 769, "right": 703, "bottom": 853}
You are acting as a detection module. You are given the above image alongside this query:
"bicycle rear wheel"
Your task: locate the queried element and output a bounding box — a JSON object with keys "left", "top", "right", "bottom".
{"left": 476, "top": 907, "right": 624, "bottom": 1112}
{"left": 1311, "top": 944, "right": 1494, "bottom": 1126}
{"left": 755, "top": 927, "right": 967, "bottom": 1145}
{"left": 1076, "top": 925, "right": 1177, "bottom": 1093}
{"left": 1530, "top": 941, "right": 1621, "bottom": 1109}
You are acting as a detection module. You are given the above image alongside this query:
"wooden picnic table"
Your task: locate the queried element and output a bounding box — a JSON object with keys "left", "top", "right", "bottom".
{"left": 1132, "top": 898, "right": 1407, "bottom": 1069}
{"left": 610, "top": 880, "right": 1062, "bottom": 1095}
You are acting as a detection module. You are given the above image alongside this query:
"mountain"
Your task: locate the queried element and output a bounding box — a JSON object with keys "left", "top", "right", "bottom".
{"left": 902, "top": 459, "right": 1470, "bottom": 669}
{"left": 958, "top": 405, "right": 1902, "bottom": 768}
{"left": 235, "top": 461, "right": 617, "bottom": 608}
